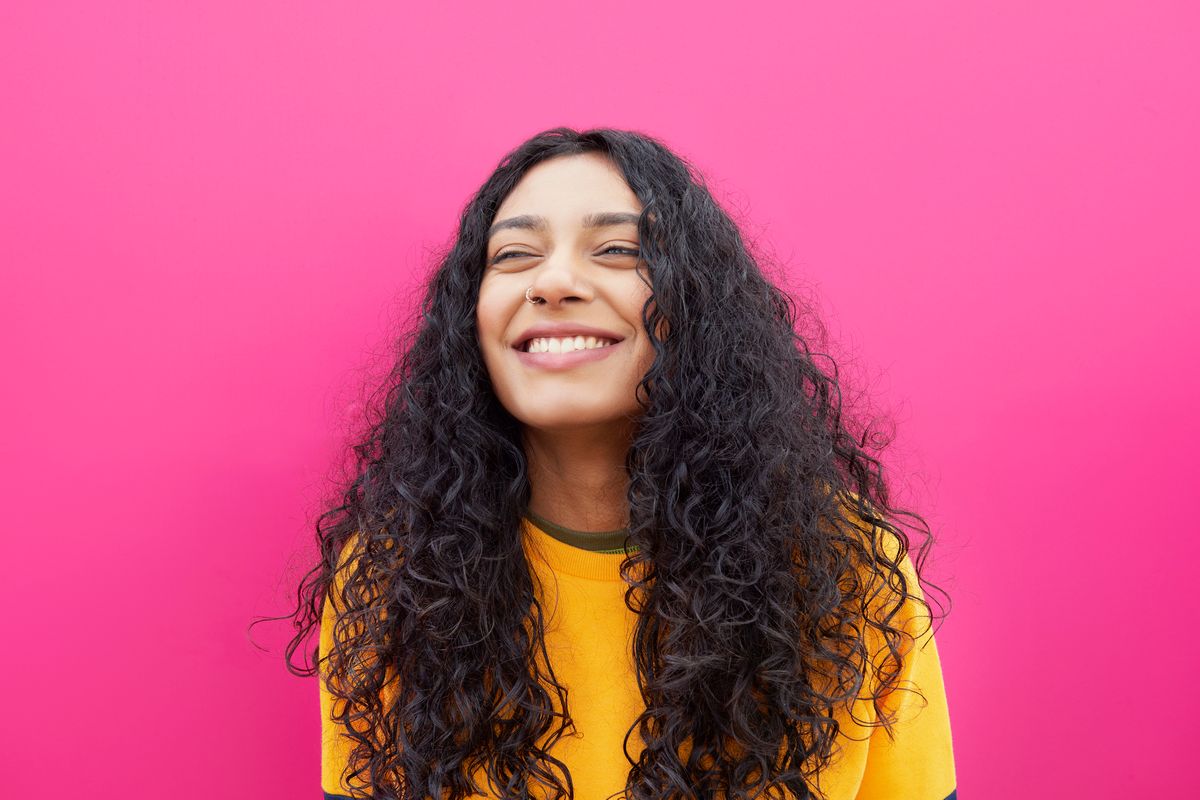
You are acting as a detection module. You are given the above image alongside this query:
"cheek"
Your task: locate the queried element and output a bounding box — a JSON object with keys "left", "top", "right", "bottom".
{"left": 474, "top": 289, "right": 504, "bottom": 343}
{"left": 474, "top": 314, "right": 505, "bottom": 378}
{"left": 633, "top": 291, "right": 667, "bottom": 343}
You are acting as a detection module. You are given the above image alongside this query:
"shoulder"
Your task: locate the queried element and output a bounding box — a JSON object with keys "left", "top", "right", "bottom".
{"left": 819, "top": 488, "right": 937, "bottom": 681}
{"left": 829, "top": 487, "right": 925, "bottom": 598}
{"left": 327, "top": 524, "right": 401, "bottom": 601}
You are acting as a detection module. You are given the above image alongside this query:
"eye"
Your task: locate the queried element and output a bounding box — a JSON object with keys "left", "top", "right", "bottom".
{"left": 601, "top": 246, "right": 641, "bottom": 257}
{"left": 490, "top": 250, "right": 534, "bottom": 264}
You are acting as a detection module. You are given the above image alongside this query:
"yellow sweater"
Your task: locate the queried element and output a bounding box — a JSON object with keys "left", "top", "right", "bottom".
{"left": 320, "top": 515, "right": 957, "bottom": 799}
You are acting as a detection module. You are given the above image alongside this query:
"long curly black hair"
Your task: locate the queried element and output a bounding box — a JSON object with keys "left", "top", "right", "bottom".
{"left": 274, "top": 126, "right": 949, "bottom": 799}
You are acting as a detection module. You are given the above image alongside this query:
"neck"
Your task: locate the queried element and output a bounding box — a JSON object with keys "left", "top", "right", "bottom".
{"left": 521, "top": 421, "right": 633, "bottom": 532}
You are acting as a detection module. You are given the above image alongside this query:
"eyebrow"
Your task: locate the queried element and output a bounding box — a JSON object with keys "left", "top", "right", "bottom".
{"left": 487, "top": 211, "right": 641, "bottom": 240}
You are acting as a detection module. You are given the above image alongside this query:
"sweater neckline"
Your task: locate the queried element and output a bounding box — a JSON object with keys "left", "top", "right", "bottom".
{"left": 523, "top": 508, "right": 633, "bottom": 553}
{"left": 521, "top": 515, "right": 634, "bottom": 581}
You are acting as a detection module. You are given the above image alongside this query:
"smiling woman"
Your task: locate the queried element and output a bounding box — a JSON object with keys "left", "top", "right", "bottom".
{"left": 283, "top": 127, "right": 956, "bottom": 800}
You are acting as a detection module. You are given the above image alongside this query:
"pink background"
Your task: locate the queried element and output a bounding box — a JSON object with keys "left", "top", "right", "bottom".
{"left": 3, "top": 2, "right": 1196, "bottom": 797}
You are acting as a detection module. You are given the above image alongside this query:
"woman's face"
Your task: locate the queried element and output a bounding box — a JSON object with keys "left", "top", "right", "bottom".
{"left": 476, "top": 153, "right": 657, "bottom": 434}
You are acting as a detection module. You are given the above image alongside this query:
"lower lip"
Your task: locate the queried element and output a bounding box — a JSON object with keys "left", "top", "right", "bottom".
{"left": 514, "top": 340, "right": 623, "bottom": 370}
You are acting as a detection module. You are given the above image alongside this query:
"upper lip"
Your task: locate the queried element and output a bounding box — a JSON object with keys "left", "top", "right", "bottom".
{"left": 514, "top": 322, "right": 626, "bottom": 349}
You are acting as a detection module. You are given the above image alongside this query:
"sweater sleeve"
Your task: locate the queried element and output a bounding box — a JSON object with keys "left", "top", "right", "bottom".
{"left": 852, "top": 548, "right": 957, "bottom": 800}
{"left": 319, "top": 535, "right": 372, "bottom": 799}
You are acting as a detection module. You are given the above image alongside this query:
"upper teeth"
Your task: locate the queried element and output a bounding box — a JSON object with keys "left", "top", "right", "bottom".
{"left": 524, "top": 335, "right": 618, "bottom": 353}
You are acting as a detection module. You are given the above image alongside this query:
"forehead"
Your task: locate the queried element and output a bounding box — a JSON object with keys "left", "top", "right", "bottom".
{"left": 492, "top": 153, "right": 642, "bottom": 225}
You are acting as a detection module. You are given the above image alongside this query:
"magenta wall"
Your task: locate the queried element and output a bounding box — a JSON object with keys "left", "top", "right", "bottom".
{"left": 3, "top": 2, "right": 1196, "bottom": 797}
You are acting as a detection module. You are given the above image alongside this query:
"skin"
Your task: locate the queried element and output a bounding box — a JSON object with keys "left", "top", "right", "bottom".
{"left": 476, "top": 153, "right": 657, "bottom": 533}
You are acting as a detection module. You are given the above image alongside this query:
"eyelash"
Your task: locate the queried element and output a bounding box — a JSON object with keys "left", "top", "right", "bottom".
{"left": 490, "top": 246, "right": 641, "bottom": 264}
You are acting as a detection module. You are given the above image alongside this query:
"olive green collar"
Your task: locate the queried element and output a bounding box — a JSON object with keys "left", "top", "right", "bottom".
{"left": 523, "top": 508, "right": 636, "bottom": 554}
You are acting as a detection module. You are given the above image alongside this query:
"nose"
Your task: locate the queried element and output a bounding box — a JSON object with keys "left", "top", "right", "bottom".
{"left": 525, "top": 249, "right": 594, "bottom": 306}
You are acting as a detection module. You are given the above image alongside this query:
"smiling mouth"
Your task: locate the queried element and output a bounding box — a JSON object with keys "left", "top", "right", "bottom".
{"left": 512, "top": 337, "right": 624, "bottom": 369}
{"left": 515, "top": 336, "right": 622, "bottom": 354}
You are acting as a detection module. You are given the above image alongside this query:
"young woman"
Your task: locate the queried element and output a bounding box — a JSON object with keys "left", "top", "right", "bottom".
{"left": 285, "top": 127, "right": 956, "bottom": 800}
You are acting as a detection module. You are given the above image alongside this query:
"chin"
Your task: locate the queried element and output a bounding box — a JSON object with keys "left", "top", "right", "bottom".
{"left": 517, "top": 410, "right": 630, "bottom": 432}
